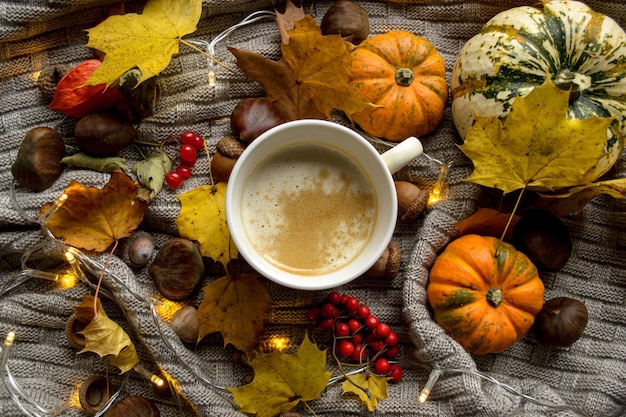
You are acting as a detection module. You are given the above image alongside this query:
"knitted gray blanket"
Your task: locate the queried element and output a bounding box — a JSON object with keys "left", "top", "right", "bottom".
{"left": 1, "top": 1, "right": 625, "bottom": 416}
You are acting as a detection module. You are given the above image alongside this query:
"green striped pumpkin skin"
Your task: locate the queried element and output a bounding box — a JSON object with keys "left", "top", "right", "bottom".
{"left": 451, "top": 0, "right": 626, "bottom": 182}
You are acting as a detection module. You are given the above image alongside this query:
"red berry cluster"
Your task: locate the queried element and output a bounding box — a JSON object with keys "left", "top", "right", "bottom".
{"left": 308, "top": 291, "right": 403, "bottom": 382}
{"left": 165, "top": 130, "right": 204, "bottom": 188}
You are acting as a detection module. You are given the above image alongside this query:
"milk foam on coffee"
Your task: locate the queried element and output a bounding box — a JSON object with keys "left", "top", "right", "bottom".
{"left": 241, "top": 142, "right": 377, "bottom": 275}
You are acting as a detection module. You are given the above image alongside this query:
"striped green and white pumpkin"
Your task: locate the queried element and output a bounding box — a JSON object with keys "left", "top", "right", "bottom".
{"left": 451, "top": 0, "right": 626, "bottom": 182}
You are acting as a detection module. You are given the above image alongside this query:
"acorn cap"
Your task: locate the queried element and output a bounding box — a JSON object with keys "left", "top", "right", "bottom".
{"left": 384, "top": 240, "right": 402, "bottom": 279}
{"left": 65, "top": 314, "right": 87, "bottom": 349}
{"left": 104, "top": 395, "right": 160, "bottom": 417}
{"left": 79, "top": 375, "right": 116, "bottom": 416}
{"left": 216, "top": 137, "right": 245, "bottom": 159}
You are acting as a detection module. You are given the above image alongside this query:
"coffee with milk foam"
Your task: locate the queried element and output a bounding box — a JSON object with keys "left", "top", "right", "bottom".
{"left": 241, "top": 142, "right": 377, "bottom": 275}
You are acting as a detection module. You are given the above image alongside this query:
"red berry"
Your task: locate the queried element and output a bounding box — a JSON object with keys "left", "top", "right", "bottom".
{"left": 340, "top": 294, "right": 349, "bottom": 305}
{"left": 336, "top": 340, "right": 355, "bottom": 357}
{"left": 351, "top": 344, "right": 365, "bottom": 362}
{"left": 356, "top": 305, "right": 370, "bottom": 319}
{"left": 181, "top": 131, "right": 204, "bottom": 150}
{"left": 344, "top": 297, "right": 359, "bottom": 313}
{"left": 364, "top": 315, "right": 379, "bottom": 330}
{"left": 327, "top": 291, "right": 341, "bottom": 305}
{"left": 384, "top": 346, "right": 400, "bottom": 359}
{"left": 350, "top": 333, "right": 363, "bottom": 345}
{"left": 385, "top": 331, "right": 399, "bottom": 347}
{"left": 175, "top": 164, "right": 192, "bottom": 180}
{"left": 387, "top": 364, "right": 403, "bottom": 382}
{"left": 370, "top": 340, "right": 386, "bottom": 352}
{"left": 374, "top": 358, "right": 390, "bottom": 374}
{"left": 165, "top": 171, "right": 183, "bottom": 188}
{"left": 320, "top": 303, "right": 337, "bottom": 319}
{"left": 347, "top": 319, "right": 361, "bottom": 334}
{"left": 307, "top": 306, "right": 320, "bottom": 322}
{"left": 334, "top": 322, "right": 350, "bottom": 338}
{"left": 179, "top": 144, "right": 197, "bottom": 166}
{"left": 374, "top": 323, "right": 391, "bottom": 339}
{"left": 319, "top": 318, "right": 334, "bottom": 331}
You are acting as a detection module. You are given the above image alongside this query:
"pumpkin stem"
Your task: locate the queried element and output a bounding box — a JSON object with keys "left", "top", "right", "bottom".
{"left": 486, "top": 288, "right": 503, "bottom": 308}
{"left": 554, "top": 69, "right": 591, "bottom": 102}
{"left": 395, "top": 68, "right": 414, "bottom": 86}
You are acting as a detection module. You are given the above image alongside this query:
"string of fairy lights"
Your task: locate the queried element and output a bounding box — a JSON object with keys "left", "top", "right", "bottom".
{"left": 0, "top": 9, "right": 593, "bottom": 417}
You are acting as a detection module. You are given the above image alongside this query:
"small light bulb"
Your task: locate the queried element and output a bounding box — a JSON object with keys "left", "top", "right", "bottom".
{"left": 418, "top": 369, "right": 442, "bottom": 404}
{"left": 39, "top": 193, "right": 68, "bottom": 224}
{"left": 268, "top": 336, "right": 290, "bottom": 352}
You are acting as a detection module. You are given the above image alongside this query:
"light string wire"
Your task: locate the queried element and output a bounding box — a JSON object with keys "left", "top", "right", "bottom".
{"left": 186, "top": 10, "right": 276, "bottom": 86}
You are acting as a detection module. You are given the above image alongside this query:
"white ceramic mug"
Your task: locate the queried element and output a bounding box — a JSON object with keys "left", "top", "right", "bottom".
{"left": 225, "top": 119, "right": 423, "bottom": 290}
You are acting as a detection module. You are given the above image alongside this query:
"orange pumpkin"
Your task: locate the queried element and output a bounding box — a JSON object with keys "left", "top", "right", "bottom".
{"left": 349, "top": 30, "right": 448, "bottom": 142}
{"left": 427, "top": 234, "right": 544, "bottom": 355}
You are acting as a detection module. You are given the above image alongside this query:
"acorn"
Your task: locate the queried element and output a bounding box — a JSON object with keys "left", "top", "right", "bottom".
{"left": 321, "top": 0, "right": 370, "bottom": 44}
{"left": 169, "top": 305, "right": 200, "bottom": 344}
{"left": 103, "top": 395, "right": 160, "bottom": 417}
{"left": 11, "top": 126, "right": 66, "bottom": 191}
{"left": 395, "top": 181, "right": 428, "bottom": 222}
{"left": 148, "top": 238, "right": 205, "bottom": 301}
{"left": 231, "top": 97, "right": 287, "bottom": 143}
{"left": 211, "top": 137, "right": 245, "bottom": 182}
{"left": 79, "top": 375, "right": 116, "bottom": 416}
{"left": 365, "top": 240, "right": 401, "bottom": 278}
{"left": 128, "top": 236, "right": 155, "bottom": 267}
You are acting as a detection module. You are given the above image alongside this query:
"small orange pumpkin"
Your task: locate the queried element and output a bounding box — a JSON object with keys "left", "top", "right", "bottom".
{"left": 349, "top": 30, "right": 448, "bottom": 142}
{"left": 427, "top": 234, "right": 544, "bottom": 355}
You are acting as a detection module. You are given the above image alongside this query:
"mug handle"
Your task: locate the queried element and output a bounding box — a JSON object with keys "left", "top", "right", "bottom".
{"left": 380, "top": 137, "right": 424, "bottom": 174}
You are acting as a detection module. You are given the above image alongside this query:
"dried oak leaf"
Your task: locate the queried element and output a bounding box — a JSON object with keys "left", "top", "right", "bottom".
{"left": 227, "top": 333, "right": 332, "bottom": 417}
{"left": 175, "top": 183, "right": 237, "bottom": 268}
{"left": 537, "top": 177, "right": 626, "bottom": 217}
{"left": 76, "top": 296, "right": 140, "bottom": 373}
{"left": 228, "top": 15, "right": 375, "bottom": 121}
{"left": 458, "top": 78, "right": 613, "bottom": 195}
{"left": 342, "top": 373, "right": 388, "bottom": 411}
{"left": 40, "top": 170, "right": 148, "bottom": 252}
{"left": 196, "top": 274, "right": 272, "bottom": 353}
{"left": 84, "top": 0, "right": 202, "bottom": 87}
{"left": 454, "top": 208, "right": 520, "bottom": 241}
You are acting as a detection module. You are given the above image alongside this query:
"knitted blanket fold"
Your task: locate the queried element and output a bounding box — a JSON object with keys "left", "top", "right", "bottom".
{"left": 1, "top": 1, "right": 625, "bottom": 416}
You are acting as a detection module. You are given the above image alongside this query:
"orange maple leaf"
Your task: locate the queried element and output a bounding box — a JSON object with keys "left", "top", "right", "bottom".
{"left": 40, "top": 170, "right": 148, "bottom": 252}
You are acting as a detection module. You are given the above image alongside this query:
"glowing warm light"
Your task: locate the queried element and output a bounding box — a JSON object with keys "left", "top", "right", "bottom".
{"left": 59, "top": 272, "right": 78, "bottom": 289}
{"left": 267, "top": 336, "right": 290, "bottom": 352}
{"left": 427, "top": 165, "right": 448, "bottom": 207}
{"left": 151, "top": 375, "right": 165, "bottom": 387}
{"left": 154, "top": 299, "right": 183, "bottom": 319}
{"left": 418, "top": 369, "right": 442, "bottom": 404}
{"left": 65, "top": 248, "right": 86, "bottom": 280}
{"left": 4, "top": 331, "right": 15, "bottom": 347}
{"left": 208, "top": 70, "right": 216, "bottom": 86}
{"left": 32, "top": 70, "right": 42, "bottom": 82}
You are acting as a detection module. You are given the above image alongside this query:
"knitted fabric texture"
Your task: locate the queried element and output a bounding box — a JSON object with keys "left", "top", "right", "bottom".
{"left": 1, "top": 1, "right": 625, "bottom": 416}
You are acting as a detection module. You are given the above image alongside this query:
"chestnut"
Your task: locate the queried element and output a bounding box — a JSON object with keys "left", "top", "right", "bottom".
{"left": 11, "top": 126, "right": 66, "bottom": 191}
{"left": 321, "top": 0, "right": 370, "bottom": 44}
{"left": 534, "top": 297, "right": 588, "bottom": 347}
{"left": 230, "top": 97, "right": 287, "bottom": 143}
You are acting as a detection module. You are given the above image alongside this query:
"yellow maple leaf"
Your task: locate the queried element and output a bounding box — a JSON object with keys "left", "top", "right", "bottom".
{"left": 76, "top": 296, "right": 139, "bottom": 373}
{"left": 227, "top": 333, "right": 332, "bottom": 417}
{"left": 342, "top": 372, "right": 388, "bottom": 411}
{"left": 229, "top": 15, "right": 375, "bottom": 121}
{"left": 40, "top": 170, "right": 148, "bottom": 252}
{"left": 537, "top": 177, "right": 626, "bottom": 217}
{"left": 458, "top": 78, "right": 614, "bottom": 194}
{"left": 84, "top": 0, "right": 202, "bottom": 87}
{"left": 196, "top": 274, "right": 272, "bottom": 353}
{"left": 175, "top": 183, "right": 237, "bottom": 268}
